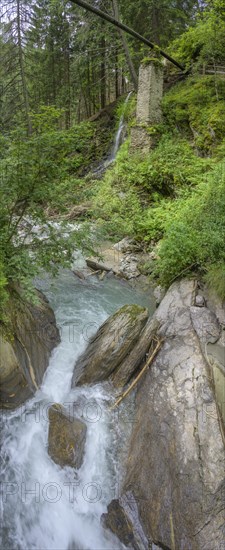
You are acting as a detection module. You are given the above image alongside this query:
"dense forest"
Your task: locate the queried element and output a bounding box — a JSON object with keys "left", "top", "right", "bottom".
{"left": 0, "top": 0, "right": 225, "bottom": 320}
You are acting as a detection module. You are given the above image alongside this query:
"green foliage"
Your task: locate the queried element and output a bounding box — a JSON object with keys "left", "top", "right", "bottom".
{"left": 0, "top": 117, "right": 97, "bottom": 321}
{"left": 162, "top": 76, "right": 225, "bottom": 153}
{"left": 141, "top": 56, "right": 163, "bottom": 67}
{"left": 119, "top": 0, "right": 200, "bottom": 51}
{"left": 30, "top": 105, "right": 65, "bottom": 133}
{"left": 1, "top": 0, "right": 225, "bottom": 313}
{"left": 133, "top": 136, "right": 211, "bottom": 191}
{"left": 204, "top": 263, "right": 225, "bottom": 300}
{"left": 115, "top": 135, "right": 209, "bottom": 194}
{"left": 93, "top": 151, "right": 142, "bottom": 239}
{"left": 152, "top": 161, "right": 225, "bottom": 294}
{"left": 0, "top": 262, "right": 9, "bottom": 322}
{"left": 92, "top": 133, "right": 211, "bottom": 240}
{"left": 135, "top": 198, "right": 181, "bottom": 241}
{"left": 169, "top": 5, "right": 225, "bottom": 69}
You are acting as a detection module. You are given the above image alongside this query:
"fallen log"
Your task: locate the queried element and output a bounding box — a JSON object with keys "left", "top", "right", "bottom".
{"left": 86, "top": 258, "right": 113, "bottom": 272}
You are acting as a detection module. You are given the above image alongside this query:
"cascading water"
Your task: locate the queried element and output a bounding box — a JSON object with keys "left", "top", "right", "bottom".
{"left": 0, "top": 269, "right": 155, "bottom": 550}
{"left": 93, "top": 91, "right": 133, "bottom": 175}
{"left": 107, "top": 91, "right": 133, "bottom": 164}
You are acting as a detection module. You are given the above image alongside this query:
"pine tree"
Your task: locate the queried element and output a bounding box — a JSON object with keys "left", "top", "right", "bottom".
{"left": 0, "top": 0, "right": 32, "bottom": 133}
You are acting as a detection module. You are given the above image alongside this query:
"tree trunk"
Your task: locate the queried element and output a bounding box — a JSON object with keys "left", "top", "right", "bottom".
{"left": 152, "top": 3, "right": 160, "bottom": 45}
{"left": 100, "top": 25, "right": 106, "bottom": 109}
{"left": 16, "top": 0, "right": 32, "bottom": 134}
{"left": 115, "top": 47, "right": 120, "bottom": 99}
{"left": 112, "top": 0, "right": 138, "bottom": 91}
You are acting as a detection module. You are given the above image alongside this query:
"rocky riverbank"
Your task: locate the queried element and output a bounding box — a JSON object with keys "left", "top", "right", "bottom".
{"left": 1, "top": 266, "right": 224, "bottom": 550}
{"left": 0, "top": 287, "right": 60, "bottom": 409}
{"left": 70, "top": 275, "right": 224, "bottom": 550}
{"left": 102, "top": 279, "right": 225, "bottom": 550}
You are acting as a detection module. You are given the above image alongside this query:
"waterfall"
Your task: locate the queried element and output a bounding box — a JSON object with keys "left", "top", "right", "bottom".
{"left": 0, "top": 269, "right": 155, "bottom": 550}
{"left": 109, "top": 91, "right": 133, "bottom": 162}
{"left": 107, "top": 91, "right": 133, "bottom": 164}
{"left": 93, "top": 91, "right": 133, "bottom": 175}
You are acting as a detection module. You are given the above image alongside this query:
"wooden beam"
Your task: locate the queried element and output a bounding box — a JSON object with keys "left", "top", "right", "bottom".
{"left": 69, "top": 0, "right": 185, "bottom": 71}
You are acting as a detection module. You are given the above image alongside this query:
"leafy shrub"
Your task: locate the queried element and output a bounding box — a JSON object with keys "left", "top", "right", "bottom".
{"left": 204, "top": 263, "right": 225, "bottom": 301}
{"left": 92, "top": 131, "right": 212, "bottom": 240}
{"left": 0, "top": 262, "right": 8, "bottom": 322}
{"left": 169, "top": 7, "right": 225, "bottom": 69}
{"left": 163, "top": 76, "right": 225, "bottom": 153}
{"left": 152, "top": 161, "right": 225, "bottom": 293}
{"left": 93, "top": 171, "right": 142, "bottom": 239}
{"left": 0, "top": 121, "right": 94, "bottom": 321}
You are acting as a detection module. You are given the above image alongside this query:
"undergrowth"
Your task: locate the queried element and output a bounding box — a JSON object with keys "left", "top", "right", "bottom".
{"left": 92, "top": 71, "right": 225, "bottom": 298}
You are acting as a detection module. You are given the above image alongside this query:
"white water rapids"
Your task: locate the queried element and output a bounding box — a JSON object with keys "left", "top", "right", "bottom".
{"left": 0, "top": 269, "right": 155, "bottom": 550}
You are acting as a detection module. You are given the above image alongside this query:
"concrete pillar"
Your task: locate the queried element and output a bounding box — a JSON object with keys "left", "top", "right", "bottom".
{"left": 136, "top": 61, "right": 163, "bottom": 124}
{"left": 130, "top": 60, "right": 163, "bottom": 153}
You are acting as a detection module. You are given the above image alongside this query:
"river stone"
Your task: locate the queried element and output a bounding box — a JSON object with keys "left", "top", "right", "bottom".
{"left": 190, "top": 305, "right": 221, "bottom": 344}
{"left": 0, "top": 288, "right": 60, "bottom": 409}
{"left": 109, "top": 280, "right": 225, "bottom": 550}
{"left": 195, "top": 294, "right": 205, "bottom": 307}
{"left": 102, "top": 492, "right": 150, "bottom": 550}
{"left": 113, "top": 237, "right": 135, "bottom": 253}
{"left": 48, "top": 404, "right": 87, "bottom": 469}
{"left": 72, "top": 304, "right": 148, "bottom": 387}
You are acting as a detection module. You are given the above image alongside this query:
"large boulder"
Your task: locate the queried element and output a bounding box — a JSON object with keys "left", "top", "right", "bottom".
{"left": 0, "top": 288, "right": 60, "bottom": 409}
{"left": 72, "top": 304, "right": 149, "bottom": 387}
{"left": 48, "top": 404, "right": 87, "bottom": 469}
{"left": 105, "top": 280, "right": 225, "bottom": 550}
{"left": 110, "top": 316, "right": 159, "bottom": 388}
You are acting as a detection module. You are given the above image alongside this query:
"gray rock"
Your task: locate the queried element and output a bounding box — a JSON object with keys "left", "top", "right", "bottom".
{"left": 190, "top": 305, "right": 221, "bottom": 344}
{"left": 102, "top": 492, "right": 149, "bottom": 550}
{"left": 195, "top": 294, "right": 205, "bottom": 307}
{"left": 112, "top": 280, "right": 225, "bottom": 550}
{"left": 111, "top": 317, "right": 160, "bottom": 388}
{"left": 48, "top": 404, "right": 87, "bottom": 469}
{"left": 119, "top": 256, "right": 141, "bottom": 279}
{"left": 113, "top": 238, "right": 135, "bottom": 253}
{"left": 153, "top": 285, "right": 166, "bottom": 305}
{"left": 0, "top": 288, "right": 60, "bottom": 410}
{"left": 72, "top": 304, "right": 149, "bottom": 387}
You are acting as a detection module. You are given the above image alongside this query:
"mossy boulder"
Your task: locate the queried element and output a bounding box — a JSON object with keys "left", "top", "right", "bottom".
{"left": 72, "top": 304, "right": 149, "bottom": 387}
{"left": 48, "top": 404, "right": 87, "bottom": 469}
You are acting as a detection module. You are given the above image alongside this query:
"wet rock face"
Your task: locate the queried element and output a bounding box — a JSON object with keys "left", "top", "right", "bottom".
{"left": 124, "top": 281, "right": 224, "bottom": 550}
{"left": 48, "top": 404, "right": 87, "bottom": 469}
{"left": 0, "top": 289, "right": 60, "bottom": 409}
{"left": 102, "top": 493, "right": 150, "bottom": 550}
{"left": 72, "top": 304, "right": 149, "bottom": 387}
{"left": 106, "top": 280, "right": 225, "bottom": 550}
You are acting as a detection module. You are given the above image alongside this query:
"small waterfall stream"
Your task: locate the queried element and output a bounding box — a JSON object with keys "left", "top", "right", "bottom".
{"left": 107, "top": 91, "right": 133, "bottom": 164}
{"left": 93, "top": 91, "right": 132, "bottom": 175}
{"left": 0, "top": 269, "right": 155, "bottom": 550}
